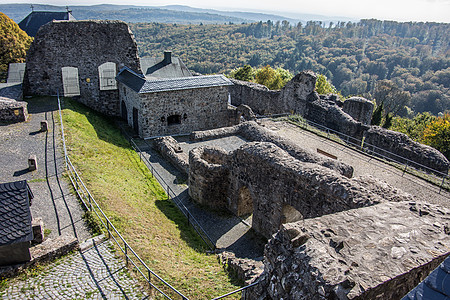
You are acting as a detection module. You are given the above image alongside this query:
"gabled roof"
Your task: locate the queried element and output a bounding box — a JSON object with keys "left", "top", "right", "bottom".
{"left": 116, "top": 67, "right": 233, "bottom": 94}
{"left": 18, "top": 11, "right": 76, "bottom": 37}
{"left": 140, "top": 56, "right": 192, "bottom": 79}
{"left": 0, "top": 181, "right": 34, "bottom": 246}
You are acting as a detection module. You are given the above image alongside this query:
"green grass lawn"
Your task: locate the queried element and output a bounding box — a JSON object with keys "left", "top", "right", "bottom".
{"left": 61, "top": 98, "right": 241, "bottom": 299}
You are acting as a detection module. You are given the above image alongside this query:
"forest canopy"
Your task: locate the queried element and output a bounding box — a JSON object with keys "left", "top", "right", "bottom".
{"left": 130, "top": 19, "right": 450, "bottom": 116}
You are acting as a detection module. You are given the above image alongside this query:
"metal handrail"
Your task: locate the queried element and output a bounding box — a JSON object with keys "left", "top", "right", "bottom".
{"left": 281, "top": 116, "right": 449, "bottom": 193}
{"left": 211, "top": 281, "right": 259, "bottom": 300}
{"left": 129, "top": 138, "right": 216, "bottom": 250}
{"left": 57, "top": 95, "right": 189, "bottom": 300}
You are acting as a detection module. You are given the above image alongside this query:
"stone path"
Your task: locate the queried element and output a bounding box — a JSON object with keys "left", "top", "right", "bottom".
{"left": 1, "top": 97, "right": 145, "bottom": 299}
{"left": 1, "top": 240, "right": 145, "bottom": 299}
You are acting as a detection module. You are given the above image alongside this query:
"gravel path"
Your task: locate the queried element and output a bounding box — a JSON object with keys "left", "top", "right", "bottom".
{"left": 1, "top": 97, "right": 146, "bottom": 299}
{"left": 260, "top": 119, "right": 450, "bottom": 207}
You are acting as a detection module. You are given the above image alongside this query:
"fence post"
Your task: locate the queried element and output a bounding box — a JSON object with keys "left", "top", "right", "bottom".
{"left": 124, "top": 243, "right": 128, "bottom": 266}
{"left": 148, "top": 269, "right": 151, "bottom": 290}
{"left": 439, "top": 175, "right": 447, "bottom": 194}
{"left": 402, "top": 162, "right": 409, "bottom": 176}
{"left": 107, "top": 221, "right": 111, "bottom": 239}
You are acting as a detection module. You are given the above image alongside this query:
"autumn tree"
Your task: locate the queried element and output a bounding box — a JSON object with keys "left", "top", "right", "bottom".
{"left": 315, "top": 74, "right": 338, "bottom": 94}
{"left": 421, "top": 113, "right": 450, "bottom": 160}
{"left": 0, "top": 12, "right": 33, "bottom": 80}
{"left": 373, "top": 80, "right": 411, "bottom": 116}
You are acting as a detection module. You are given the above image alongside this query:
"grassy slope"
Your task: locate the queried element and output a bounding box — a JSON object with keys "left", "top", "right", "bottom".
{"left": 62, "top": 98, "right": 240, "bottom": 299}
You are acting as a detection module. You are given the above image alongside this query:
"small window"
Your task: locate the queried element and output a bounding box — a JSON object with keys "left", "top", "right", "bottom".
{"left": 167, "top": 114, "right": 181, "bottom": 126}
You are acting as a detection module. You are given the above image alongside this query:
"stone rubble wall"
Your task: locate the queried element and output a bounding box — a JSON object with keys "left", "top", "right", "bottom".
{"left": 363, "top": 126, "right": 450, "bottom": 174}
{"left": 229, "top": 142, "right": 406, "bottom": 238}
{"left": 218, "top": 251, "right": 264, "bottom": 285}
{"left": 188, "top": 146, "right": 231, "bottom": 210}
{"left": 0, "top": 98, "right": 28, "bottom": 123}
{"left": 23, "top": 20, "right": 141, "bottom": 116}
{"left": 228, "top": 71, "right": 450, "bottom": 174}
{"left": 153, "top": 136, "right": 189, "bottom": 175}
{"left": 244, "top": 201, "right": 450, "bottom": 300}
{"left": 191, "top": 121, "right": 354, "bottom": 178}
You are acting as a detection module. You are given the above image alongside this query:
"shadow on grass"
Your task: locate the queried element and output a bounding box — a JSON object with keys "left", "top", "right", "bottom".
{"left": 154, "top": 198, "right": 209, "bottom": 253}
{"left": 62, "top": 98, "right": 130, "bottom": 150}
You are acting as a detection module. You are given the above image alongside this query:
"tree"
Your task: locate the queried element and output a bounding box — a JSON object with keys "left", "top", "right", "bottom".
{"left": 0, "top": 12, "right": 33, "bottom": 80}
{"left": 374, "top": 80, "right": 411, "bottom": 116}
{"left": 315, "top": 74, "right": 338, "bottom": 94}
{"left": 421, "top": 113, "right": 450, "bottom": 160}
{"left": 230, "top": 65, "right": 255, "bottom": 81}
{"left": 371, "top": 102, "right": 383, "bottom": 126}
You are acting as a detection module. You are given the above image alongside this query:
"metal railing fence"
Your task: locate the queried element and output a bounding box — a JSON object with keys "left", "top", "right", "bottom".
{"left": 58, "top": 95, "right": 254, "bottom": 299}
{"left": 129, "top": 138, "right": 216, "bottom": 251}
{"left": 280, "top": 115, "right": 449, "bottom": 193}
{"left": 58, "top": 95, "right": 189, "bottom": 300}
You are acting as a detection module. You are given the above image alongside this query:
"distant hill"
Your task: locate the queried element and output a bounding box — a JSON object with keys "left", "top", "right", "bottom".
{"left": 0, "top": 3, "right": 354, "bottom": 25}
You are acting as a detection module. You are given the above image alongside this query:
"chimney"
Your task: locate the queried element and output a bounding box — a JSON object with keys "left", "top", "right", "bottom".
{"left": 163, "top": 51, "right": 172, "bottom": 64}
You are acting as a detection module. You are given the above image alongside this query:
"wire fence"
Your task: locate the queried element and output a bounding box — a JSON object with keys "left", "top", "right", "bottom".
{"left": 279, "top": 115, "right": 449, "bottom": 193}
{"left": 58, "top": 95, "right": 189, "bottom": 299}
{"left": 57, "top": 95, "right": 255, "bottom": 299}
{"left": 129, "top": 138, "right": 216, "bottom": 251}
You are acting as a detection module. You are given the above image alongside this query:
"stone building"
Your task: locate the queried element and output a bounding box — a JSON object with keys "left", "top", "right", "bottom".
{"left": 115, "top": 67, "right": 237, "bottom": 138}
{"left": 23, "top": 20, "right": 141, "bottom": 117}
{"left": 0, "top": 181, "right": 34, "bottom": 266}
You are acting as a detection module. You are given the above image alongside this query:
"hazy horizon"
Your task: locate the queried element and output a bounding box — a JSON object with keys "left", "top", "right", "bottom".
{"left": 2, "top": 0, "right": 450, "bottom": 23}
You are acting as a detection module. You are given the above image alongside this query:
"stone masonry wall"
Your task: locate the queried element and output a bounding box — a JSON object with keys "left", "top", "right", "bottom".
{"left": 137, "top": 86, "right": 236, "bottom": 138}
{"left": 364, "top": 126, "right": 450, "bottom": 173}
{"left": 343, "top": 97, "right": 374, "bottom": 125}
{"left": 228, "top": 142, "right": 409, "bottom": 238}
{"left": 154, "top": 136, "right": 189, "bottom": 175}
{"left": 23, "top": 20, "right": 141, "bottom": 116}
{"left": 0, "top": 98, "right": 28, "bottom": 123}
{"left": 191, "top": 121, "right": 354, "bottom": 178}
{"left": 245, "top": 201, "right": 450, "bottom": 300}
{"left": 188, "top": 147, "right": 230, "bottom": 210}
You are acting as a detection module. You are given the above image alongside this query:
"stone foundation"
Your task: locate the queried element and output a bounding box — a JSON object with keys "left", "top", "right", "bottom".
{"left": 244, "top": 201, "right": 450, "bottom": 300}
{"left": 0, "top": 97, "right": 28, "bottom": 123}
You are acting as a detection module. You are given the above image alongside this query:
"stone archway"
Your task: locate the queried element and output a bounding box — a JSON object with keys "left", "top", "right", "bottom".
{"left": 237, "top": 186, "right": 254, "bottom": 216}
{"left": 280, "top": 204, "right": 303, "bottom": 225}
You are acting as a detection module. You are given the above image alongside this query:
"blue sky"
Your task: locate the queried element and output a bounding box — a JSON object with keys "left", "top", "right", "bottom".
{"left": 4, "top": 0, "right": 450, "bottom": 22}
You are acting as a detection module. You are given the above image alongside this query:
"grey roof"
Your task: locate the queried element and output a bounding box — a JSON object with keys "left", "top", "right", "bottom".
{"left": 0, "top": 181, "right": 34, "bottom": 246}
{"left": 140, "top": 56, "right": 192, "bottom": 79}
{"left": 116, "top": 67, "right": 233, "bottom": 94}
{"left": 18, "top": 11, "right": 76, "bottom": 37}
{"left": 402, "top": 255, "right": 450, "bottom": 300}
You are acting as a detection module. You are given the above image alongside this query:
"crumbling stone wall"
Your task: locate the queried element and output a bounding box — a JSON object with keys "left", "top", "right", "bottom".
{"left": 191, "top": 121, "right": 354, "bottom": 178}
{"left": 0, "top": 98, "right": 28, "bottom": 123}
{"left": 229, "top": 142, "right": 406, "bottom": 238}
{"left": 343, "top": 96, "right": 374, "bottom": 125}
{"left": 153, "top": 136, "right": 189, "bottom": 175}
{"left": 228, "top": 73, "right": 449, "bottom": 174}
{"left": 364, "top": 126, "right": 450, "bottom": 173}
{"left": 24, "top": 20, "right": 141, "bottom": 116}
{"left": 188, "top": 147, "right": 230, "bottom": 210}
{"left": 245, "top": 201, "right": 450, "bottom": 300}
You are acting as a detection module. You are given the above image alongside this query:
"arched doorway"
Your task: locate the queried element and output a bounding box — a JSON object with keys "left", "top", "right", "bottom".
{"left": 121, "top": 101, "right": 128, "bottom": 121}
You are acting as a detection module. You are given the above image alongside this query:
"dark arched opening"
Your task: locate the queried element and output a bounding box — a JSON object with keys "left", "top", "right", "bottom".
{"left": 121, "top": 101, "right": 128, "bottom": 120}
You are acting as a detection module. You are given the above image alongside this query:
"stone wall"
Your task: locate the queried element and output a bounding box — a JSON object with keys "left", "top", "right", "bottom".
{"left": 0, "top": 98, "right": 28, "bottom": 123}
{"left": 188, "top": 147, "right": 230, "bottom": 210}
{"left": 228, "top": 71, "right": 450, "bottom": 174}
{"left": 228, "top": 142, "right": 406, "bottom": 238}
{"left": 153, "top": 136, "right": 189, "bottom": 175}
{"left": 245, "top": 201, "right": 450, "bottom": 300}
{"left": 191, "top": 121, "right": 354, "bottom": 178}
{"left": 23, "top": 20, "right": 141, "bottom": 116}
{"left": 343, "top": 97, "right": 374, "bottom": 125}
{"left": 364, "top": 126, "right": 450, "bottom": 173}
{"left": 127, "top": 86, "right": 236, "bottom": 138}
